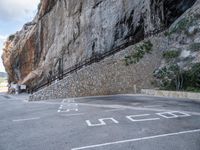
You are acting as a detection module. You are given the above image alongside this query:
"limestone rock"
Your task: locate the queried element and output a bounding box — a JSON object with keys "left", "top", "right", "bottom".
{"left": 2, "top": 0, "right": 198, "bottom": 90}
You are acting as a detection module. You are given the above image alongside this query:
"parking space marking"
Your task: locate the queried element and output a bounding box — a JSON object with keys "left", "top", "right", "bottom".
{"left": 126, "top": 114, "right": 160, "bottom": 122}
{"left": 86, "top": 118, "right": 119, "bottom": 127}
{"left": 71, "top": 129, "right": 200, "bottom": 150}
{"left": 12, "top": 117, "right": 40, "bottom": 122}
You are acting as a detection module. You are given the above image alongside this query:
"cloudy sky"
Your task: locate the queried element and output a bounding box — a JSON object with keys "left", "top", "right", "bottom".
{"left": 0, "top": 0, "right": 40, "bottom": 72}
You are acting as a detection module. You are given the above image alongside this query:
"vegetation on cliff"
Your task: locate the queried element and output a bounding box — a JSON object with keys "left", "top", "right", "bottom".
{"left": 124, "top": 40, "right": 153, "bottom": 65}
{"left": 153, "top": 63, "right": 200, "bottom": 92}
{"left": 2, "top": 0, "right": 200, "bottom": 93}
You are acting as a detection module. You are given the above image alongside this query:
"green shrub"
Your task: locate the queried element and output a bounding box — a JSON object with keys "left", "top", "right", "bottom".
{"left": 186, "top": 87, "right": 200, "bottom": 93}
{"left": 189, "top": 43, "right": 200, "bottom": 52}
{"left": 184, "top": 63, "right": 200, "bottom": 88}
{"left": 170, "top": 18, "right": 190, "bottom": 34}
{"left": 169, "top": 15, "right": 199, "bottom": 35}
{"left": 124, "top": 40, "right": 153, "bottom": 66}
{"left": 8, "top": 35, "right": 15, "bottom": 41}
{"left": 162, "top": 50, "right": 180, "bottom": 60}
{"left": 164, "top": 31, "right": 170, "bottom": 37}
{"left": 154, "top": 63, "right": 200, "bottom": 92}
{"left": 153, "top": 64, "right": 182, "bottom": 90}
{"left": 37, "top": 2, "right": 41, "bottom": 10}
{"left": 124, "top": 56, "right": 133, "bottom": 66}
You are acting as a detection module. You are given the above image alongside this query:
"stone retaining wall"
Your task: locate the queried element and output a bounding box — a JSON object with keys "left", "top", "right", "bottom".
{"left": 141, "top": 89, "right": 200, "bottom": 100}
{"left": 29, "top": 37, "right": 166, "bottom": 101}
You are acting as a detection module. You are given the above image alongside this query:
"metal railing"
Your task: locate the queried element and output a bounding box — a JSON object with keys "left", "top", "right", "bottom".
{"left": 32, "top": 28, "right": 166, "bottom": 92}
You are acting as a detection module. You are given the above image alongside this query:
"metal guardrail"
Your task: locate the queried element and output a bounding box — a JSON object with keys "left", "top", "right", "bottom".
{"left": 32, "top": 28, "right": 166, "bottom": 92}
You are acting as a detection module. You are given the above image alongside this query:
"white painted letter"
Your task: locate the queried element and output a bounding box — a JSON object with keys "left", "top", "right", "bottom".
{"left": 86, "top": 118, "right": 119, "bottom": 127}
{"left": 157, "top": 111, "right": 190, "bottom": 119}
{"left": 126, "top": 114, "right": 160, "bottom": 122}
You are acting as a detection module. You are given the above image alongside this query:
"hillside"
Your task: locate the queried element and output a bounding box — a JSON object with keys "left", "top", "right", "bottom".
{"left": 2, "top": 0, "right": 200, "bottom": 99}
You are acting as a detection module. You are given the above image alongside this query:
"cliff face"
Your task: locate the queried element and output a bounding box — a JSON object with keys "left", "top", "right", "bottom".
{"left": 2, "top": 0, "right": 197, "bottom": 89}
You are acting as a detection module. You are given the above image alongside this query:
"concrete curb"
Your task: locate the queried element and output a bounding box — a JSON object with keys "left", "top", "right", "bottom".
{"left": 141, "top": 89, "right": 200, "bottom": 101}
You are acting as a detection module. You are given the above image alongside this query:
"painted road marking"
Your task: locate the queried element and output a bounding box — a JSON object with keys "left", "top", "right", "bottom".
{"left": 59, "top": 105, "right": 63, "bottom": 109}
{"left": 86, "top": 118, "right": 119, "bottom": 127}
{"left": 12, "top": 117, "right": 40, "bottom": 122}
{"left": 60, "top": 113, "right": 85, "bottom": 117}
{"left": 86, "top": 111, "right": 191, "bottom": 127}
{"left": 157, "top": 111, "right": 191, "bottom": 119}
{"left": 126, "top": 114, "right": 160, "bottom": 122}
{"left": 58, "top": 99, "right": 79, "bottom": 113}
{"left": 71, "top": 129, "right": 200, "bottom": 150}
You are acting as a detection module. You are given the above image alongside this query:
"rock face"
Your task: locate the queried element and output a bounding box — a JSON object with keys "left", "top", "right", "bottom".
{"left": 29, "top": 37, "right": 165, "bottom": 100}
{"left": 2, "top": 0, "right": 198, "bottom": 91}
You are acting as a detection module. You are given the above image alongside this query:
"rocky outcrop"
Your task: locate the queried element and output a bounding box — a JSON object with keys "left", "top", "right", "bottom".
{"left": 30, "top": 38, "right": 164, "bottom": 100}
{"left": 2, "top": 0, "right": 198, "bottom": 91}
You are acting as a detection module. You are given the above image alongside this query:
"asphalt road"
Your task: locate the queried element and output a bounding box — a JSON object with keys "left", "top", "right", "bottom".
{"left": 0, "top": 93, "right": 200, "bottom": 150}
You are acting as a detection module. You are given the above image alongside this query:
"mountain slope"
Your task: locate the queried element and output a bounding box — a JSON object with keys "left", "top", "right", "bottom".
{"left": 2, "top": 0, "right": 199, "bottom": 95}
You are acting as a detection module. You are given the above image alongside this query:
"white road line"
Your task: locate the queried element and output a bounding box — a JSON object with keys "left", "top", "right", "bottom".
{"left": 60, "top": 113, "right": 85, "bottom": 117}
{"left": 71, "top": 129, "right": 200, "bottom": 150}
{"left": 12, "top": 117, "right": 40, "bottom": 122}
{"left": 29, "top": 101, "right": 62, "bottom": 105}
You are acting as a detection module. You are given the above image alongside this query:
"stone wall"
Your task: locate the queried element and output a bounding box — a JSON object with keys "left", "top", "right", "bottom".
{"left": 141, "top": 89, "right": 200, "bottom": 100}
{"left": 29, "top": 35, "right": 166, "bottom": 101}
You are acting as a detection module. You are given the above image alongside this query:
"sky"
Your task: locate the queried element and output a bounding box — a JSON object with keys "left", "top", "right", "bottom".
{"left": 0, "top": 0, "right": 40, "bottom": 72}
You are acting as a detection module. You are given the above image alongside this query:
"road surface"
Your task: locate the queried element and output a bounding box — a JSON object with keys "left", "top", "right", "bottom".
{"left": 0, "top": 93, "right": 200, "bottom": 150}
